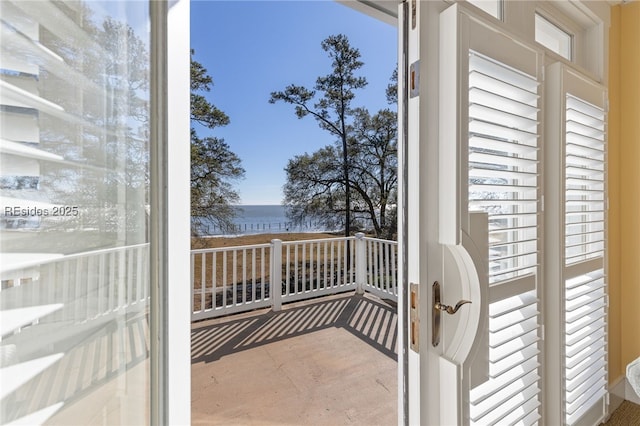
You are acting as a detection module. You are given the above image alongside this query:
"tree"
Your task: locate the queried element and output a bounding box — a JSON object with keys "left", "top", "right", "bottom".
{"left": 269, "top": 34, "right": 367, "bottom": 237}
{"left": 191, "top": 51, "right": 244, "bottom": 235}
{"left": 281, "top": 101, "right": 397, "bottom": 239}
{"left": 348, "top": 107, "right": 397, "bottom": 239}
{"left": 277, "top": 59, "right": 398, "bottom": 239}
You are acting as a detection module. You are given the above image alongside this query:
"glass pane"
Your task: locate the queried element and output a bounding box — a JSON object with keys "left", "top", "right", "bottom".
{"left": 468, "top": 0, "right": 502, "bottom": 20}
{"left": 1, "top": 1, "right": 151, "bottom": 424}
{"left": 535, "top": 14, "right": 572, "bottom": 60}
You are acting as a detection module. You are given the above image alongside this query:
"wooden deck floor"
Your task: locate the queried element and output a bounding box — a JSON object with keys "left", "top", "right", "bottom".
{"left": 191, "top": 292, "right": 398, "bottom": 425}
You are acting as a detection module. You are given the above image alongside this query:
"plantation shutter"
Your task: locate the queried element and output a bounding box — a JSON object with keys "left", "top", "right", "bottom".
{"left": 439, "top": 7, "right": 543, "bottom": 425}
{"left": 545, "top": 63, "right": 608, "bottom": 426}
{"left": 466, "top": 49, "right": 542, "bottom": 426}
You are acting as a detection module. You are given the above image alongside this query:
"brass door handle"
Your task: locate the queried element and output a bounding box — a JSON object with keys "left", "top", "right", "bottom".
{"left": 434, "top": 300, "right": 471, "bottom": 315}
{"left": 432, "top": 281, "right": 473, "bottom": 347}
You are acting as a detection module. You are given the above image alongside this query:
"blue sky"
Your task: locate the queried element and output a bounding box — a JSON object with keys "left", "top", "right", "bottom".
{"left": 191, "top": 1, "right": 397, "bottom": 205}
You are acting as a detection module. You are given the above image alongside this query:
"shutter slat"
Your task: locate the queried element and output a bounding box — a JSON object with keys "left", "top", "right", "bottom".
{"left": 470, "top": 120, "right": 539, "bottom": 144}
{"left": 491, "top": 344, "right": 539, "bottom": 377}
{"left": 470, "top": 166, "right": 538, "bottom": 180}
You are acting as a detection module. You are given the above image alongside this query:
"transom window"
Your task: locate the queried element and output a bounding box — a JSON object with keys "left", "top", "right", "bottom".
{"left": 468, "top": 0, "right": 503, "bottom": 20}
{"left": 535, "top": 13, "right": 573, "bottom": 60}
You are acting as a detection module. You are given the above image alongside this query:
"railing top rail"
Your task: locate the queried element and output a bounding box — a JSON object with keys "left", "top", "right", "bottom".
{"left": 190, "top": 236, "right": 399, "bottom": 255}
{"left": 362, "top": 237, "right": 399, "bottom": 245}
{"left": 191, "top": 242, "right": 271, "bottom": 254}
{"left": 280, "top": 236, "right": 355, "bottom": 246}
{"left": 1, "top": 242, "right": 149, "bottom": 274}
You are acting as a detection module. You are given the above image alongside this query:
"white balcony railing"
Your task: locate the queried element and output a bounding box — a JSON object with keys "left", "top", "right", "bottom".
{"left": 0, "top": 244, "right": 150, "bottom": 425}
{"left": 191, "top": 233, "right": 398, "bottom": 321}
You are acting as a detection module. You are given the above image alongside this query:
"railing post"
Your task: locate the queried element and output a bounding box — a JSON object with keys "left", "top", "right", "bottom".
{"left": 271, "top": 239, "right": 282, "bottom": 311}
{"left": 355, "top": 233, "right": 366, "bottom": 295}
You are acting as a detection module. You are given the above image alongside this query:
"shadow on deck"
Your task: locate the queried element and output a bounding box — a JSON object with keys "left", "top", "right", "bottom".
{"left": 191, "top": 292, "right": 398, "bottom": 425}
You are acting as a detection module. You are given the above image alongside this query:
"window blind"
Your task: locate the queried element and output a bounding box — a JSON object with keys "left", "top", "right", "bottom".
{"left": 467, "top": 51, "right": 541, "bottom": 426}
{"left": 563, "top": 94, "right": 607, "bottom": 426}
{"left": 564, "top": 95, "right": 606, "bottom": 265}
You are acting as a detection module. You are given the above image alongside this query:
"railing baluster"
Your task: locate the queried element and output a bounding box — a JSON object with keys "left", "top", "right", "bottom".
{"left": 201, "top": 252, "right": 206, "bottom": 312}
{"left": 337, "top": 240, "right": 342, "bottom": 286}
{"left": 46, "top": 262, "right": 55, "bottom": 308}
{"left": 73, "top": 258, "right": 81, "bottom": 322}
{"left": 294, "top": 244, "right": 299, "bottom": 293}
{"left": 223, "top": 251, "right": 228, "bottom": 308}
{"left": 87, "top": 253, "right": 95, "bottom": 318}
{"left": 383, "top": 242, "right": 388, "bottom": 293}
{"left": 285, "top": 245, "right": 290, "bottom": 296}
{"left": 212, "top": 252, "right": 217, "bottom": 308}
{"left": 368, "top": 240, "right": 373, "bottom": 288}
{"left": 108, "top": 252, "right": 115, "bottom": 313}
{"left": 63, "top": 260, "right": 70, "bottom": 321}
{"left": 330, "top": 241, "right": 335, "bottom": 290}
{"left": 260, "top": 247, "right": 265, "bottom": 301}
{"left": 191, "top": 253, "right": 195, "bottom": 314}
{"left": 136, "top": 247, "right": 143, "bottom": 304}
{"left": 324, "top": 242, "right": 328, "bottom": 290}
{"left": 252, "top": 248, "right": 256, "bottom": 302}
{"left": 376, "top": 241, "right": 380, "bottom": 291}
{"left": 316, "top": 242, "right": 321, "bottom": 291}
{"left": 98, "top": 253, "right": 105, "bottom": 315}
{"left": 143, "top": 247, "right": 150, "bottom": 301}
{"left": 118, "top": 249, "right": 126, "bottom": 312}
{"left": 302, "top": 242, "right": 306, "bottom": 292}
{"left": 127, "top": 249, "right": 134, "bottom": 307}
{"left": 242, "top": 249, "right": 247, "bottom": 304}
{"left": 232, "top": 250, "right": 237, "bottom": 305}
{"left": 392, "top": 244, "right": 397, "bottom": 296}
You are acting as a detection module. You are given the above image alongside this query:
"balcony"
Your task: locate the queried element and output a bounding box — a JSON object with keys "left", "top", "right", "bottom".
{"left": 190, "top": 233, "right": 399, "bottom": 424}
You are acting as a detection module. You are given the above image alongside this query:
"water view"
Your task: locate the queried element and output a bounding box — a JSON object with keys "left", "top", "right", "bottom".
{"left": 198, "top": 205, "right": 327, "bottom": 235}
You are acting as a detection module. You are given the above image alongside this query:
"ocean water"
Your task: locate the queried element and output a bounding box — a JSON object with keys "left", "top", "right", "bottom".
{"left": 201, "top": 205, "right": 326, "bottom": 235}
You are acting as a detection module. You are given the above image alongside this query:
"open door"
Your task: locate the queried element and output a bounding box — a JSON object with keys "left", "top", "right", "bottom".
{"left": 402, "top": 2, "right": 543, "bottom": 424}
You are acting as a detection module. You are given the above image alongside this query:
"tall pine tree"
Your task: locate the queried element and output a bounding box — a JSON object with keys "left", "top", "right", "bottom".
{"left": 191, "top": 51, "right": 244, "bottom": 236}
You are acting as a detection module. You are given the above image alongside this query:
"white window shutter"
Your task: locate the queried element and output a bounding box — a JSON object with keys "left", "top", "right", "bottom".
{"left": 544, "top": 63, "right": 608, "bottom": 426}
{"left": 467, "top": 50, "right": 542, "bottom": 426}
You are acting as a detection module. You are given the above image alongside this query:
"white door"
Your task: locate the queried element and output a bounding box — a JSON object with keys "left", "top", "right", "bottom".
{"left": 402, "top": 2, "right": 544, "bottom": 424}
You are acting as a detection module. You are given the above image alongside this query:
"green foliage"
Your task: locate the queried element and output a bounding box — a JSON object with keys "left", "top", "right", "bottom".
{"left": 191, "top": 51, "right": 244, "bottom": 235}
{"left": 271, "top": 35, "right": 397, "bottom": 239}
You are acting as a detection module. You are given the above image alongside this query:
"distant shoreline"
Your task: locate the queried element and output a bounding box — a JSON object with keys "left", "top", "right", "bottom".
{"left": 194, "top": 205, "right": 329, "bottom": 236}
{"left": 191, "top": 232, "right": 342, "bottom": 250}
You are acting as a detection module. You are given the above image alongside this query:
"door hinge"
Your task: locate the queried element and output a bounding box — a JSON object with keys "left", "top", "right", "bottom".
{"left": 411, "top": 0, "right": 417, "bottom": 30}
{"left": 410, "top": 282, "right": 420, "bottom": 353}
{"left": 541, "top": 324, "right": 545, "bottom": 341}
